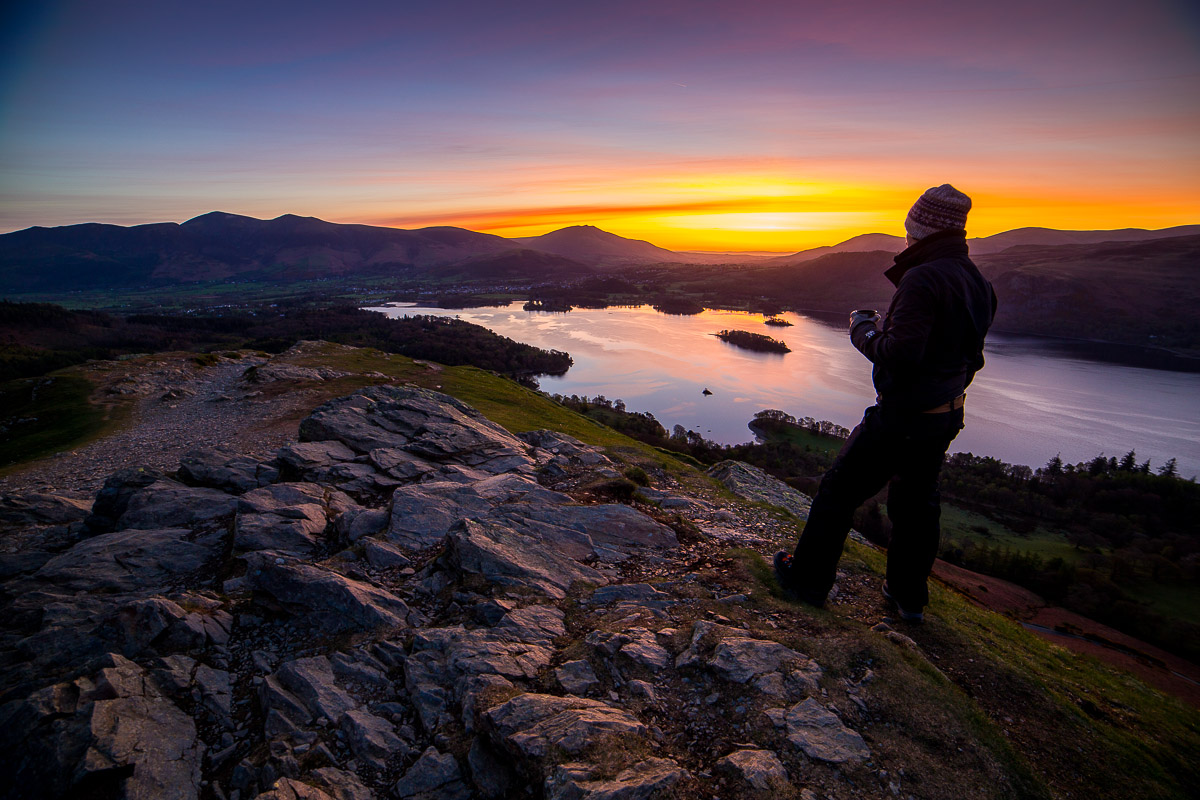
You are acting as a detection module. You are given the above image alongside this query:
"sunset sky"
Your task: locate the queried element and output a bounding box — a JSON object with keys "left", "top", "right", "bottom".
{"left": 2, "top": 0, "right": 1198, "bottom": 251}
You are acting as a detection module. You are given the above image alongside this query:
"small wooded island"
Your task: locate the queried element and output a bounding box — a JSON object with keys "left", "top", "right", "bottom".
{"left": 714, "top": 329, "right": 791, "bottom": 353}
{"left": 764, "top": 317, "right": 793, "bottom": 327}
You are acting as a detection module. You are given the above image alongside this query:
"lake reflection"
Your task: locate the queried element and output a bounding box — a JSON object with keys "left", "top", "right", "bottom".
{"left": 367, "top": 302, "right": 1200, "bottom": 477}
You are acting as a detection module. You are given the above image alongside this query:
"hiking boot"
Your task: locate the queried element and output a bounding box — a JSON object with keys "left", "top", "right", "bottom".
{"left": 773, "top": 550, "right": 795, "bottom": 594}
{"left": 773, "top": 551, "right": 825, "bottom": 607}
{"left": 882, "top": 581, "right": 924, "bottom": 623}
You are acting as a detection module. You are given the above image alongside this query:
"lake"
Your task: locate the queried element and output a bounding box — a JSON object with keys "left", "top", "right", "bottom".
{"left": 367, "top": 302, "right": 1200, "bottom": 477}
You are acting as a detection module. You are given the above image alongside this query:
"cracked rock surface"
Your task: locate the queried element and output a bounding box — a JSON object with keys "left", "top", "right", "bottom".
{"left": 1, "top": 382, "right": 896, "bottom": 800}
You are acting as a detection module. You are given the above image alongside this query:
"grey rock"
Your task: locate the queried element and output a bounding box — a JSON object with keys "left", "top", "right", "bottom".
{"left": 545, "top": 757, "right": 687, "bottom": 800}
{"left": 2, "top": 653, "right": 206, "bottom": 800}
{"left": 445, "top": 518, "right": 607, "bottom": 599}
{"left": 472, "top": 471, "right": 574, "bottom": 504}
{"left": 256, "top": 778, "right": 338, "bottom": 799}
{"left": 409, "top": 624, "right": 557, "bottom": 683}
{"left": 34, "top": 527, "right": 224, "bottom": 593}
{"left": 178, "top": 446, "right": 272, "bottom": 494}
{"left": 708, "top": 636, "right": 809, "bottom": 684}
{"left": 84, "top": 466, "right": 169, "bottom": 534}
{"left": 195, "top": 663, "right": 233, "bottom": 719}
{"left": 468, "top": 737, "right": 520, "bottom": 799}
{"left": 402, "top": 614, "right": 562, "bottom": 732}
{"left": 299, "top": 386, "right": 534, "bottom": 474}
{"left": 237, "top": 481, "right": 332, "bottom": 515}
{"left": 339, "top": 707, "right": 409, "bottom": 769}
{"left": 387, "top": 482, "right": 494, "bottom": 549}
{"left": 260, "top": 675, "right": 314, "bottom": 728}
{"left": 707, "top": 460, "right": 812, "bottom": 520}
{"left": 0, "top": 492, "right": 91, "bottom": 525}
{"left": 275, "top": 440, "right": 358, "bottom": 474}
{"left": 587, "top": 583, "right": 673, "bottom": 606}
{"left": 555, "top": 660, "right": 600, "bottom": 696}
{"left": 785, "top": 697, "right": 871, "bottom": 763}
{"left": 673, "top": 620, "right": 745, "bottom": 669}
{"left": 393, "top": 746, "right": 472, "bottom": 800}
{"left": 628, "top": 680, "right": 658, "bottom": 703}
{"left": 0, "top": 549, "right": 55, "bottom": 579}
{"left": 117, "top": 478, "right": 239, "bottom": 530}
{"left": 329, "top": 651, "right": 393, "bottom": 692}
{"left": 485, "top": 693, "right": 647, "bottom": 760}
{"left": 117, "top": 596, "right": 207, "bottom": 654}
{"left": 235, "top": 483, "right": 331, "bottom": 555}
{"left": 310, "top": 767, "right": 378, "bottom": 800}
{"left": 519, "top": 429, "right": 613, "bottom": 467}
{"left": 386, "top": 475, "right": 567, "bottom": 553}
{"left": 250, "top": 357, "right": 349, "bottom": 384}
{"left": 634, "top": 486, "right": 697, "bottom": 510}
{"left": 340, "top": 508, "right": 389, "bottom": 542}
{"left": 473, "top": 597, "right": 517, "bottom": 627}
{"left": 716, "top": 749, "right": 788, "bottom": 790}
{"left": 457, "top": 673, "right": 515, "bottom": 733}
{"left": 495, "top": 604, "right": 567, "bottom": 641}
{"left": 275, "top": 656, "right": 360, "bottom": 721}
{"left": 514, "top": 503, "right": 678, "bottom": 556}
{"left": 152, "top": 654, "right": 199, "bottom": 698}
{"left": 243, "top": 553, "right": 409, "bottom": 633}
{"left": 313, "top": 462, "right": 403, "bottom": 500}
{"left": 6, "top": 594, "right": 129, "bottom": 687}
{"left": 617, "top": 628, "right": 673, "bottom": 671}
{"left": 367, "top": 446, "right": 438, "bottom": 481}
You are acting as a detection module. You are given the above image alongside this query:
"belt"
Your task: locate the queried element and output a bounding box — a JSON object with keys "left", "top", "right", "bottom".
{"left": 921, "top": 394, "right": 966, "bottom": 414}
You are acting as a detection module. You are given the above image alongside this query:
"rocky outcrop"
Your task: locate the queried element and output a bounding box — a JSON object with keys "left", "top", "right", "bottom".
{"left": 707, "top": 460, "right": 813, "bottom": 520}
{"left": 0, "top": 383, "right": 883, "bottom": 800}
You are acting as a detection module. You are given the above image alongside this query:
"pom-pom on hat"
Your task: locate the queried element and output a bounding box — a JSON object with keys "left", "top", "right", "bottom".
{"left": 905, "top": 184, "right": 971, "bottom": 240}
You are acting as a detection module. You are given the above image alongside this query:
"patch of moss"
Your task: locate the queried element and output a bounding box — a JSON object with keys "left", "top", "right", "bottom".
{"left": 0, "top": 374, "right": 121, "bottom": 469}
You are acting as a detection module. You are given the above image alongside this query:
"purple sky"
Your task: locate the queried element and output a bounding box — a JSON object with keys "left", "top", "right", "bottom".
{"left": 2, "top": 0, "right": 1198, "bottom": 249}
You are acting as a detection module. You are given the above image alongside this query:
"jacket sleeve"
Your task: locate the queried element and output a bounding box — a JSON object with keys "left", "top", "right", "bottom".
{"left": 851, "top": 269, "right": 937, "bottom": 366}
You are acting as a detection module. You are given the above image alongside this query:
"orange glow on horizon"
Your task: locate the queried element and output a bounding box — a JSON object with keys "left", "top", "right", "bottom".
{"left": 355, "top": 174, "right": 1200, "bottom": 252}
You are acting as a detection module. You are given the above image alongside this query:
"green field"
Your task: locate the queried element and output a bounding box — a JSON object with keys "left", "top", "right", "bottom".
{"left": 940, "top": 503, "right": 1091, "bottom": 564}
{"left": 0, "top": 374, "right": 116, "bottom": 469}
{"left": 1133, "top": 582, "right": 1200, "bottom": 628}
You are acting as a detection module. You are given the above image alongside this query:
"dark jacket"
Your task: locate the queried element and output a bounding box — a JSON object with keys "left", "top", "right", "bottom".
{"left": 850, "top": 229, "right": 997, "bottom": 412}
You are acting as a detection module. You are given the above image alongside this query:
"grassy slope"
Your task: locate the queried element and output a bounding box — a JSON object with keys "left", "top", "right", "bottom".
{"left": 0, "top": 373, "right": 131, "bottom": 471}
{"left": 939, "top": 505, "right": 1091, "bottom": 565}
{"left": 738, "top": 541, "right": 1200, "bottom": 799}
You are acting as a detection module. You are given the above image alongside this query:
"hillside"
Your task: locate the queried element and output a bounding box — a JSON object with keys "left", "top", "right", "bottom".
{"left": 975, "top": 234, "right": 1200, "bottom": 353}
{"left": 672, "top": 235, "right": 1200, "bottom": 358}
{"left": 968, "top": 224, "right": 1200, "bottom": 255}
{"left": 766, "top": 233, "right": 906, "bottom": 265}
{"left": 427, "top": 248, "right": 595, "bottom": 281}
{"left": 0, "top": 344, "right": 1197, "bottom": 799}
{"left": 513, "top": 225, "right": 730, "bottom": 266}
{"left": 769, "top": 225, "right": 1200, "bottom": 263}
{"left": 0, "top": 212, "right": 519, "bottom": 292}
{"left": 672, "top": 250, "right": 900, "bottom": 313}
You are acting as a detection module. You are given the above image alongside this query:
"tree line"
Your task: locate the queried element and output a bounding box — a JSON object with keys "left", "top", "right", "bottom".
{"left": 0, "top": 300, "right": 572, "bottom": 382}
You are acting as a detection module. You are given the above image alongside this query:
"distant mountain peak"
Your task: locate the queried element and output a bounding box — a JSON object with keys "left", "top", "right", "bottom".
{"left": 182, "top": 210, "right": 256, "bottom": 225}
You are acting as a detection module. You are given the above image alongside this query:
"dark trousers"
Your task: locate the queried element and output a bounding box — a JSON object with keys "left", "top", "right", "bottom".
{"left": 790, "top": 404, "right": 964, "bottom": 610}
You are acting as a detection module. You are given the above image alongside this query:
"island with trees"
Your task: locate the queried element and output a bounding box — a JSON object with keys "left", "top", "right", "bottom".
{"left": 714, "top": 329, "right": 791, "bottom": 353}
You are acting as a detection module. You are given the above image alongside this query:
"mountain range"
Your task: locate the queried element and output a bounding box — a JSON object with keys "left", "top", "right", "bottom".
{"left": 3, "top": 212, "right": 1199, "bottom": 356}
{"left": 5, "top": 211, "right": 1197, "bottom": 294}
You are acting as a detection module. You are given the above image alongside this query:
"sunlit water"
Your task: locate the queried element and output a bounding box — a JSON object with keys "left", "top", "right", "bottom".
{"left": 367, "top": 302, "right": 1200, "bottom": 477}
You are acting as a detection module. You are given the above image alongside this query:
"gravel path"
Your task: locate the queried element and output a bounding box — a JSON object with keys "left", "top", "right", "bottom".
{"left": 1, "top": 354, "right": 311, "bottom": 499}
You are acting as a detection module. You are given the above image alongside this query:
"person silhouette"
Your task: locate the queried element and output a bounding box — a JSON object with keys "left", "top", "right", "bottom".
{"left": 774, "top": 184, "right": 997, "bottom": 621}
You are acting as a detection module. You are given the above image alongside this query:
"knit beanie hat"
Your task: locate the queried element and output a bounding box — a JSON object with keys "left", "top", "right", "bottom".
{"left": 905, "top": 184, "right": 971, "bottom": 240}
